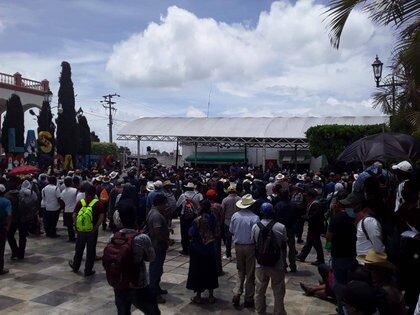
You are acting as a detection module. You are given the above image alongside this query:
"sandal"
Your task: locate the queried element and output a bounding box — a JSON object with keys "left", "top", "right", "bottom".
{"left": 191, "top": 296, "right": 202, "bottom": 304}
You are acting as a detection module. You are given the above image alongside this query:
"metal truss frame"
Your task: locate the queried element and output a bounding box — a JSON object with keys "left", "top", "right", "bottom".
{"left": 117, "top": 134, "right": 308, "bottom": 149}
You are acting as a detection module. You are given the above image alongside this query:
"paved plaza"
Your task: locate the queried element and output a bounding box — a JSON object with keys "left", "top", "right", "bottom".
{"left": 0, "top": 220, "right": 335, "bottom": 314}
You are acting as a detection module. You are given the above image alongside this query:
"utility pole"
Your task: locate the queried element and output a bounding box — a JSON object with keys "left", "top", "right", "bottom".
{"left": 100, "top": 93, "right": 120, "bottom": 143}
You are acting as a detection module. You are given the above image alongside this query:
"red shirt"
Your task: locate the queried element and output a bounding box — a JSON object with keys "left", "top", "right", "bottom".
{"left": 73, "top": 196, "right": 105, "bottom": 226}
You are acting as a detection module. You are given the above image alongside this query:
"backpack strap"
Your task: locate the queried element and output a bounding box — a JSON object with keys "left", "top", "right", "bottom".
{"left": 361, "top": 217, "right": 371, "bottom": 242}
{"left": 88, "top": 198, "right": 99, "bottom": 207}
{"left": 80, "top": 199, "right": 87, "bottom": 207}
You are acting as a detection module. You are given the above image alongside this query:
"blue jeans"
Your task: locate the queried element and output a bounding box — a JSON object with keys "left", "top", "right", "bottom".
{"left": 332, "top": 257, "right": 357, "bottom": 315}
{"left": 149, "top": 245, "right": 167, "bottom": 295}
{"left": 114, "top": 286, "right": 160, "bottom": 315}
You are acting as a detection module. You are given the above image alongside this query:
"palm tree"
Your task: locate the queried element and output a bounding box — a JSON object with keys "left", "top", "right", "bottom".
{"left": 326, "top": 0, "right": 420, "bottom": 133}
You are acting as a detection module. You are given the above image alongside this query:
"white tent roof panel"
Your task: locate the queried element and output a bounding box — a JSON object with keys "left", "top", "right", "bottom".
{"left": 118, "top": 116, "right": 389, "bottom": 140}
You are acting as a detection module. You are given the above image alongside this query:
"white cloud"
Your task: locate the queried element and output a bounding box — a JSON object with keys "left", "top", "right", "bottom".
{"left": 186, "top": 106, "right": 206, "bottom": 117}
{"left": 106, "top": 0, "right": 392, "bottom": 98}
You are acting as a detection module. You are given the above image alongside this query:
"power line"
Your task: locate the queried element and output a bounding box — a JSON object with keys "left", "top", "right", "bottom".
{"left": 100, "top": 93, "right": 120, "bottom": 143}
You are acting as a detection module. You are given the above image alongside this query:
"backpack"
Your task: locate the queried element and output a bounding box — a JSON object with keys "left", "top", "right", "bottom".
{"left": 18, "top": 191, "right": 38, "bottom": 223}
{"left": 102, "top": 231, "right": 140, "bottom": 290}
{"left": 100, "top": 188, "right": 110, "bottom": 203}
{"left": 76, "top": 198, "right": 98, "bottom": 232}
{"left": 255, "top": 221, "right": 281, "bottom": 267}
{"left": 182, "top": 194, "right": 198, "bottom": 220}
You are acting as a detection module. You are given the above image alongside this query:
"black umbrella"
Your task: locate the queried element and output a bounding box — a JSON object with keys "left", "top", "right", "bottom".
{"left": 337, "top": 132, "right": 420, "bottom": 164}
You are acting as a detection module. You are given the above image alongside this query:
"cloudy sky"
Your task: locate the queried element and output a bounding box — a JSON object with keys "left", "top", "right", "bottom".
{"left": 0, "top": 0, "right": 393, "bottom": 152}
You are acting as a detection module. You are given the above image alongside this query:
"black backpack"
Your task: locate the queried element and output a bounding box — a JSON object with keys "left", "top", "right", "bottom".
{"left": 255, "top": 221, "right": 281, "bottom": 267}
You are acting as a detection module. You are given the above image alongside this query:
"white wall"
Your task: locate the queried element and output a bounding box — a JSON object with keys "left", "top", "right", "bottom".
{"left": 0, "top": 88, "right": 44, "bottom": 111}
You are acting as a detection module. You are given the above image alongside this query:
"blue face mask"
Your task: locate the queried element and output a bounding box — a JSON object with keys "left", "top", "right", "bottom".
{"left": 345, "top": 208, "right": 356, "bottom": 218}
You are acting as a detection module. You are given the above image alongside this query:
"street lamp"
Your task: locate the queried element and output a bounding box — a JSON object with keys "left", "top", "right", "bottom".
{"left": 371, "top": 55, "right": 383, "bottom": 87}
{"left": 371, "top": 55, "right": 404, "bottom": 116}
{"left": 43, "top": 89, "right": 53, "bottom": 103}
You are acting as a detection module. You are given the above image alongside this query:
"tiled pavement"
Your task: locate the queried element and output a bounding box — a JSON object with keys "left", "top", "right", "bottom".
{"left": 0, "top": 220, "right": 336, "bottom": 314}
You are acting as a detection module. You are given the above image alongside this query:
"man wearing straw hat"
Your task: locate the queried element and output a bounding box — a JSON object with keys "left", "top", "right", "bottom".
{"left": 230, "top": 194, "right": 259, "bottom": 308}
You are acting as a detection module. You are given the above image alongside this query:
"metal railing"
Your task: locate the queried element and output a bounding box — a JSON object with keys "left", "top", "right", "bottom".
{"left": 0, "top": 72, "right": 45, "bottom": 91}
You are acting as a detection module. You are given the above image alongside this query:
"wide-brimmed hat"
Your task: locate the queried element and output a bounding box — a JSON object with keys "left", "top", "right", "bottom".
{"left": 236, "top": 194, "right": 256, "bottom": 209}
{"left": 275, "top": 173, "right": 285, "bottom": 181}
{"left": 245, "top": 173, "right": 254, "bottom": 179}
{"left": 296, "top": 174, "right": 306, "bottom": 181}
{"left": 154, "top": 180, "right": 163, "bottom": 189}
{"left": 146, "top": 181, "right": 155, "bottom": 192}
{"left": 184, "top": 182, "right": 196, "bottom": 189}
{"left": 94, "top": 175, "right": 103, "bottom": 182}
{"left": 313, "top": 174, "right": 321, "bottom": 181}
{"left": 339, "top": 192, "right": 363, "bottom": 206}
{"left": 109, "top": 171, "right": 119, "bottom": 179}
{"left": 227, "top": 185, "right": 236, "bottom": 193}
{"left": 356, "top": 250, "right": 395, "bottom": 270}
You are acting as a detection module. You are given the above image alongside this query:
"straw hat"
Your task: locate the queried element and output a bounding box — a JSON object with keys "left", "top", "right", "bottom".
{"left": 245, "top": 173, "right": 254, "bottom": 179}
{"left": 275, "top": 173, "right": 285, "bottom": 181}
{"left": 236, "top": 194, "right": 256, "bottom": 209}
{"left": 109, "top": 171, "right": 119, "bottom": 179}
{"left": 356, "top": 250, "right": 395, "bottom": 270}
{"left": 296, "top": 174, "right": 306, "bottom": 181}
{"left": 184, "top": 182, "right": 196, "bottom": 189}
{"left": 146, "top": 181, "right": 155, "bottom": 192}
{"left": 227, "top": 185, "right": 236, "bottom": 193}
{"left": 154, "top": 180, "right": 163, "bottom": 189}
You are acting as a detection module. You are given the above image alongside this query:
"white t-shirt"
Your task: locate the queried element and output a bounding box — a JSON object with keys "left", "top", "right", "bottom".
{"left": 356, "top": 216, "right": 385, "bottom": 255}
{"left": 41, "top": 184, "right": 61, "bottom": 211}
{"left": 60, "top": 187, "right": 78, "bottom": 213}
{"left": 76, "top": 192, "right": 85, "bottom": 203}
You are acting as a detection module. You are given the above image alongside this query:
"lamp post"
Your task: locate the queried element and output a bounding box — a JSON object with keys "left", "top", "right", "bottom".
{"left": 371, "top": 55, "right": 404, "bottom": 116}
{"left": 44, "top": 89, "right": 53, "bottom": 103}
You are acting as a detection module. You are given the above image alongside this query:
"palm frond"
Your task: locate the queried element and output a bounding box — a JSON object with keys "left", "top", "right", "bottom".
{"left": 324, "top": 0, "right": 365, "bottom": 48}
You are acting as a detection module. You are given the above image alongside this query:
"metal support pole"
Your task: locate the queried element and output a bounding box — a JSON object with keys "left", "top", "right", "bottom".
{"left": 137, "top": 137, "right": 140, "bottom": 167}
{"left": 194, "top": 142, "right": 198, "bottom": 168}
{"left": 175, "top": 139, "right": 179, "bottom": 168}
{"left": 244, "top": 144, "right": 247, "bottom": 165}
{"left": 263, "top": 140, "right": 267, "bottom": 172}
{"left": 294, "top": 144, "right": 298, "bottom": 172}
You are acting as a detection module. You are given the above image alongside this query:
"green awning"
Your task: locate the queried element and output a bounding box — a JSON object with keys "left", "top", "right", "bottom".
{"left": 186, "top": 152, "right": 245, "bottom": 163}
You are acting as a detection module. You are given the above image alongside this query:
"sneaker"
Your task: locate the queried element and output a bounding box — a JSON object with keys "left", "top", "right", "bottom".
{"left": 84, "top": 270, "right": 96, "bottom": 277}
{"left": 0, "top": 269, "right": 9, "bottom": 275}
{"left": 156, "top": 295, "right": 166, "bottom": 304}
{"left": 290, "top": 267, "right": 297, "bottom": 273}
{"left": 232, "top": 295, "right": 240, "bottom": 307}
{"left": 179, "top": 250, "right": 188, "bottom": 256}
{"left": 244, "top": 300, "right": 255, "bottom": 308}
{"left": 310, "top": 261, "right": 323, "bottom": 266}
{"left": 296, "top": 256, "right": 305, "bottom": 263}
{"left": 222, "top": 255, "right": 232, "bottom": 261}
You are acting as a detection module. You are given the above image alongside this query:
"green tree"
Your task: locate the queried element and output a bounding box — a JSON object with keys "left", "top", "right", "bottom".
{"left": 90, "top": 131, "right": 100, "bottom": 142}
{"left": 1, "top": 94, "right": 24, "bottom": 153}
{"left": 305, "top": 124, "right": 386, "bottom": 162}
{"left": 118, "top": 146, "right": 131, "bottom": 156}
{"left": 326, "top": 0, "right": 420, "bottom": 133}
{"left": 91, "top": 142, "right": 118, "bottom": 156}
{"left": 37, "top": 100, "right": 55, "bottom": 136}
{"left": 56, "top": 61, "right": 80, "bottom": 155}
{"left": 77, "top": 114, "right": 91, "bottom": 155}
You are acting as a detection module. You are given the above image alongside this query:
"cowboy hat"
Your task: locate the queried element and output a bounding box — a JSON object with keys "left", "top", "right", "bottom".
{"left": 313, "top": 174, "right": 321, "bottom": 181}
{"left": 356, "top": 250, "right": 395, "bottom": 270}
{"left": 146, "top": 181, "right": 155, "bottom": 192}
{"left": 296, "top": 174, "right": 306, "bottom": 181}
{"left": 109, "top": 171, "right": 119, "bottom": 179}
{"left": 227, "top": 185, "right": 236, "bottom": 193}
{"left": 245, "top": 173, "right": 254, "bottom": 179}
{"left": 275, "top": 173, "right": 285, "bottom": 181}
{"left": 154, "top": 180, "right": 163, "bottom": 189}
{"left": 236, "top": 194, "right": 256, "bottom": 209}
{"left": 184, "top": 182, "right": 196, "bottom": 189}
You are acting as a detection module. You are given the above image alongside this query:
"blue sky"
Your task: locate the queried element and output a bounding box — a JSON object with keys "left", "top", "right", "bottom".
{"left": 0, "top": 0, "right": 393, "bottom": 151}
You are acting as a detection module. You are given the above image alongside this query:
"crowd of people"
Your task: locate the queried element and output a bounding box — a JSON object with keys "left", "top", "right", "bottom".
{"left": 0, "top": 160, "right": 419, "bottom": 315}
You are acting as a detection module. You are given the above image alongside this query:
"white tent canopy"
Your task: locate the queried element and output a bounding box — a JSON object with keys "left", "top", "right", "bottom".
{"left": 118, "top": 116, "right": 388, "bottom": 148}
